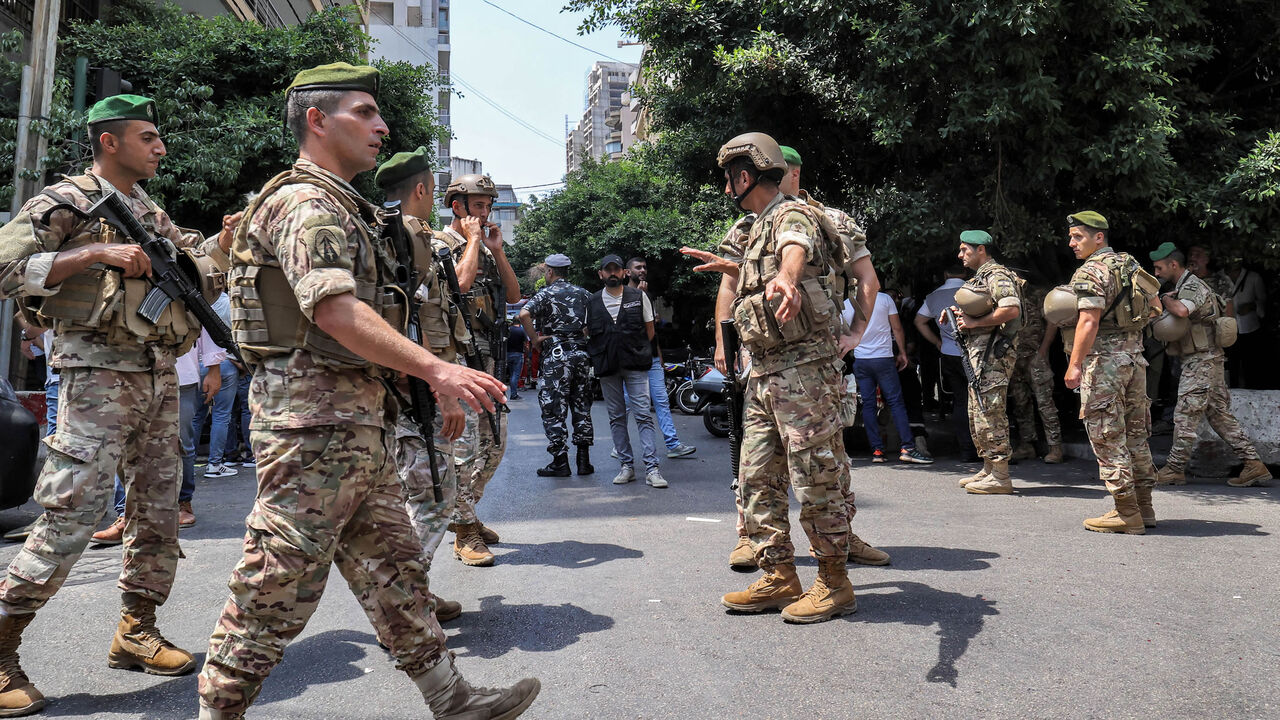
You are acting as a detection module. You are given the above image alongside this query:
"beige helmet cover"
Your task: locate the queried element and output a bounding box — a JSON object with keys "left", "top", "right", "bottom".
{"left": 1150, "top": 312, "right": 1189, "bottom": 342}
{"left": 954, "top": 286, "right": 994, "bottom": 317}
{"left": 444, "top": 174, "right": 499, "bottom": 207}
{"left": 716, "top": 132, "right": 788, "bottom": 173}
{"left": 1042, "top": 285, "right": 1079, "bottom": 327}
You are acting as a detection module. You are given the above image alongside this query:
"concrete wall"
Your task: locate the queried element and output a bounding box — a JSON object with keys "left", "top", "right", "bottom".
{"left": 1188, "top": 389, "right": 1280, "bottom": 476}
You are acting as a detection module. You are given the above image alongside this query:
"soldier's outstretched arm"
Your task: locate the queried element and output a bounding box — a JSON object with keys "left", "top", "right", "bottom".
{"left": 314, "top": 291, "right": 505, "bottom": 412}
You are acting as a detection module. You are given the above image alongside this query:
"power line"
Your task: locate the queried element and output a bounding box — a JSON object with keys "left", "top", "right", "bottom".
{"left": 481, "top": 0, "right": 632, "bottom": 64}
{"left": 512, "top": 181, "right": 566, "bottom": 190}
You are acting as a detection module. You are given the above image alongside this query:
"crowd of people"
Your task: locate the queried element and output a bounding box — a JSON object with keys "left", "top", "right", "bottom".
{"left": 0, "top": 60, "right": 1273, "bottom": 720}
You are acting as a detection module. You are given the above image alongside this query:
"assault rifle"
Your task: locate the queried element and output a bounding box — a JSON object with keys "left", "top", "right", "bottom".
{"left": 436, "top": 247, "right": 503, "bottom": 443}
{"left": 721, "top": 319, "right": 746, "bottom": 485}
{"left": 383, "top": 201, "right": 442, "bottom": 503}
{"left": 42, "top": 191, "right": 241, "bottom": 364}
{"left": 942, "top": 307, "right": 986, "bottom": 412}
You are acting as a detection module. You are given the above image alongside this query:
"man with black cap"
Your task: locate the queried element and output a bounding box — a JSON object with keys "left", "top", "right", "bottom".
{"left": 1148, "top": 242, "right": 1271, "bottom": 488}
{"left": 196, "top": 62, "right": 537, "bottom": 719}
{"left": 0, "top": 92, "right": 239, "bottom": 715}
{"left": 948, "top": 229, "right": 1024, "bottom": 495}
{"left": 1061, "top": 210, "right": 1158, "bottom": 534}
{"left": 585, "top": 254, "right": 666, "bottom": 488}
{"left": 518, "top": 253, "right": 595, "bottom": 476}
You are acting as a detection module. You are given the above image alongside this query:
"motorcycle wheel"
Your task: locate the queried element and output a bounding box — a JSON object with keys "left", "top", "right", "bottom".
{"left": 673, "top": 381, "right": 701, "bottom": 415}
{"left": 703, "top": 406, "right": 731, "bottom": 438}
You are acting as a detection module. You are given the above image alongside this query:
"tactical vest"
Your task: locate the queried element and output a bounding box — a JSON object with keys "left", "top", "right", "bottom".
{"left": 1092, "top": 252, "right": 1159, "bottom": 336}
{"left": 586, "top": 286, "right": 651, "bottom": 377}
{"left": 407, "top": 217, "right": 470, "bottom": 363}
{"left": 732, "top": 197, "right": 844, "bottom": 354}
{"left": 21, "top": 175, "right": 198, "bottom": 354}
{"left": 227, "top": 166, "right": 406, "bottom": 371}
{"left": 442, "top": 226, "right": 505, "bottom": 339}
{"left": 960, "top": 262, "right": 1024, "bottom": 340}
{"left": 1173, "top": 272, "right": 1225, "bottom": 356}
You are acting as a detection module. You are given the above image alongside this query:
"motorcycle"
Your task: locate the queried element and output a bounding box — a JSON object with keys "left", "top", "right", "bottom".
{"left": 670, "top": 353, "right": 713, "bottom": 415}
{"left": 690, "top": 365, "right": 732, "bottom": 437}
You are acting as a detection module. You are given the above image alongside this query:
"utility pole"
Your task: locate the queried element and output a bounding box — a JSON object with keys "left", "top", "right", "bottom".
{"left": 3, "top": 0, "right": 62, "bottom": 384}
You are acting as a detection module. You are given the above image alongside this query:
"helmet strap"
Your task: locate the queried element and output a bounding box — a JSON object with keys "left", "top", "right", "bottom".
{"left": 730, "top": 168, "right": 759, "bottom": 212}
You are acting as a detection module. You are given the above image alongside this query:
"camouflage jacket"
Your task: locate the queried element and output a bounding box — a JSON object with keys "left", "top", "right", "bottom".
{"left": 440, "top": 225, "right": 505, "bottom": 357}
{"left": 1070, "top": 247, "right": 1143, "bottom": 355}
{"left": 0, "top": 169, "right": 222, "bottom": 371}
{"left": 524, "top": 278, "right": 590, "bottom": 346}
{"left": 405, "top": 215, "right": 470, "bottom": 363}
{"left": 1014, "top": 284, "right": 1049, "bottom": 356}
{"left": 961, "top": 259, "right": 1023, "bottom": 340}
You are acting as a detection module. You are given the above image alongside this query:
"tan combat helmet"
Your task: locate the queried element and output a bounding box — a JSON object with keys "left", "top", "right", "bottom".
{"left": 953, "top": 287, "right": 994, "bottom": 317}
{"left": 1042, "top": 285, "right": 1078, "bottom": 327}
{"left": 716, "top": 132, "right": 788, "bottom": 173}
{"left": 445, "top": 174, "right": 499, "bottom": 208}
{"left": 1151, "top": 312, "right": 1189, "bottom": 343}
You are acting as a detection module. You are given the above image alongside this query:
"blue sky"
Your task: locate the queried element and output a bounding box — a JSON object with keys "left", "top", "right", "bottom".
{"left": 448, "top": 1, "right": 643, "bottom": 200}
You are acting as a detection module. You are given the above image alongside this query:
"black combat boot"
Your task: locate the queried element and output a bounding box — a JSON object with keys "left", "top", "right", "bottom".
{"left": 536, "top": 453, "right": 571, "bottom": 477}
{"left": 576, "top": 445, "right": 594, "bottom": 475}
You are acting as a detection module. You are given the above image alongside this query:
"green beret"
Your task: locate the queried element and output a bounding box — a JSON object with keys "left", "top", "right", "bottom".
{"left": 960, "top": 229, "right": 993, "bottom": 246}
{"left": 1067, "top": 210, "right": 1109, "bottom": 230}
{"left": 1149, "top": 241, "right": 1179, "bottom": 262}
{"left": 779, "top": 145, "right": 802, "bottom": 166}
{"left": 86, "top": 94, "right": 157, "bottom": 127}
{"left": 375, "top": 146, "right": 432, "bottom": 189}
{"left": 286, "top": 62, "right": 379, "bottom": 97}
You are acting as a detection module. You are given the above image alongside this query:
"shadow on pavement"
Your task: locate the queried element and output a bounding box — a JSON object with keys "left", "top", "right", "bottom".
{"left": 493, "top": 540, "right": 642, "bottom": 568}
{"left": 1015, "top": 484, "right": 1109, "bottom": 499}
{"left": 872, "top": 546, "right": 1001, "bottom": 572}
{"left": 447, "top": 594, "right": 613, "bottom": 659}
{"left": 855, "top": 580, "right": 999, "bottom": 689}
{"left": 1148, "top": 518, "right": 1268, "bottom": 537}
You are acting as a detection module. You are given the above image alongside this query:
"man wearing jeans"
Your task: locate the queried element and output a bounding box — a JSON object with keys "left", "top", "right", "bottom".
{"left": 626, "top": 257, "right": 695, "bottom": 458}
{"left": 852, "top": 293, "right": 933, "bottom": 465}
{"left": 915, "top": 266, "right": 977, "bottom": 461}
{"left": 586, "top": 255, "right": 666, "bottom": 488}
{"left": 192, "top": 292, "right": 238, "bottom": 478}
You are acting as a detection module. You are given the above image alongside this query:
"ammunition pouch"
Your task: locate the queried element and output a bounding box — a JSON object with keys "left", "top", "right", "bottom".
{"left": 732, "top": 277, "right": 834, "bottom": 354}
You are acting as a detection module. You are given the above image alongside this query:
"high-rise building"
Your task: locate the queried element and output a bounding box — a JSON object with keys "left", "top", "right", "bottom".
{"left": 566, "top": 61, "right": 638, "bottom": 173}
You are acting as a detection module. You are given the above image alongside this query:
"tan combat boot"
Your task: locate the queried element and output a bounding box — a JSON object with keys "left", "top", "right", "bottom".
{"left": 1012, "top": 442, "right": 1036, "bottom": 462}
{"left": 453, "top": 524, "right": 495, "bottom": 567}
{"left": 414, "top": 653, "right": 539, "bottom": 719}
{"left": 1155, "top": 465, "right": 1186, "bottom": 486}
{"left": 1229, "top": 460, "right": 1272, "bottom": 488}
{"left": 1083, "top": 490, "right": 1146, "bottom": 535}
{"left": 728, "top": 536, "right": 756, "bottom": 569}
{"left": 958, "top": 459, "right": 991, "bottom": 488}
{"left": 0, "top": 613, "right": 45, "bottom": 717}
{"left": 1134, "top": 485, "right": 1156, "bottom": 527}
{"left": 847, "top": 533, "right": 890, "bottom": 566}
{"left": 1043, "top": 445, "right": 1065, "bottom": 464}
{"left": 721, "top": 564, "right": 803, "bottom": 612}
{"left": 432, "top": 593, "right": 463, "bottom": 623}
{"left": 966, "top": 460, "right": 1013, "bottom": 495}
{"left": 108, "top": 593, "right": 196, "bottom": 675}
{"left": 781, "top": 558, "right": 857, "bottom": 624}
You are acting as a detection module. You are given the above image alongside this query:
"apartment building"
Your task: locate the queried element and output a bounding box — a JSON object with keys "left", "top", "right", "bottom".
{"left": 565, "top": 60, "right": 638, "bottom": 173}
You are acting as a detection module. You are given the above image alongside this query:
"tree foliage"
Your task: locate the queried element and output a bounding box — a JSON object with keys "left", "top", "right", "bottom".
{"left": 569, "top": 0, "right": 1280, "bottom": 287}
{"left": 3, "top": 1, "right": 448, "bottom": 231}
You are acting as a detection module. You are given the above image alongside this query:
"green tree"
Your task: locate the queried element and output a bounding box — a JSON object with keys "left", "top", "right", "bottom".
{"left": 3, "top": 1, "right": 448, "bottom": 230}
{"left": 571, "top": 0, "right": 1280, "bottom": 284}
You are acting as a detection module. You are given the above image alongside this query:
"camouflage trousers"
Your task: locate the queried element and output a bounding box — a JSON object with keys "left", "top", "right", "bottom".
{"left": 1080, "top": 352, "right": 1157, "bottom": 495}
{"left": 198, "top": 424, "right": 446, "bottom": 713}
{"left": 0, "top": 364, "right": 180, "bottom": 615}
{"left": 1165, "top": 351, "right": 1260, "bottom": 470}
{"left": 1009, "top": 350, "right": 1063, "bottom": 445}
{"left": 395, "top": 413, "right": 457, "bottom": 571}
{"left": 452, "top": 355, "right": 509, "bottom": 526}
{"left": 739, "top": 361, "right": 849, "bottom": 567}
{"left": 965, "top": 339, "right": 1016, "bottom": 464}
{"left": 538, "top": 345, "right": 594, "bottom": 456}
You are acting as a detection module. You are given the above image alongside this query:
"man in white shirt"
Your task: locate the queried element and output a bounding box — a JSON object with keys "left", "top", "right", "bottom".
{"left": 1224, "top": 256, "right": 1267, "bottom": 389}
{"left": 851, "top": 293, "right": 934, "bottom": 464}
{"left": 914, "top": 267, "right": 977, "bottom": 460}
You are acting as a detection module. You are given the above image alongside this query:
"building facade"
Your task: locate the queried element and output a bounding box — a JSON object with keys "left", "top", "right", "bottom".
{"left": 565, "top": 60, "right": 638, "bottom": 173}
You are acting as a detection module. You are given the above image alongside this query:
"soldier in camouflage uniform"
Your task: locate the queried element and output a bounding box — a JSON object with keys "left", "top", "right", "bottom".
{"left": 1148, "top": 242, "right": 1271, "bottom": 488}
{"left": 1059, "top": 211, "right": 1158, "bottom": 534}
{"left": 0, "top": 94, "right": 238, "bottom": 716}
{"left": 1008, "top": 283, "right": 1065, "bottom": 463}
{"left": 517, "top": 254, "right": 595, "bottom": 477}
{"left": 686, "top": 132, "right": 854, "bottom": 624}
{"left": 437, "top": 174, "right": 522, "bottom": 567}
{"left": 1187, "top": 244, "right": 1235, "bottom": 314}
{"left": 376, "top": 146, "right": 472, "bottom": 623}
{"left": 195, "top": 63, "right": 537, "bottom": 720}
{"left": 948, "top": 231, "right": 1023, "bottom": 495}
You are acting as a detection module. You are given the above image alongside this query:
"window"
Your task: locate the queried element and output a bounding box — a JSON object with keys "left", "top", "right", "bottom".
{"left": 370, "top": 1, "right": 393, "bottom": 24}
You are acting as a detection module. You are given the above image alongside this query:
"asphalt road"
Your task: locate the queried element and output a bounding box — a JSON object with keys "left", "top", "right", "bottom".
{"left": 0, "top": 396, "right": 1276, "bottom": 719}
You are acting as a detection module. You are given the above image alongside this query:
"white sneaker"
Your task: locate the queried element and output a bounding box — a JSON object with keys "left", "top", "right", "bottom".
{"left": 666, "top": 443, "right": 696, "bottom": 458}
{"left": 612, "top": 465, "right": 635, "bottom": 485}
{"left": 645, "top": 469, "right": 668, "bottom": 488}
{"left": 204, "top": 463, "right": 236, "bottom": 478}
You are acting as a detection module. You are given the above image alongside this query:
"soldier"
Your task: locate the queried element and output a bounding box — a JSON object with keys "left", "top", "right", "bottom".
{"left": 517, "top": 254, "right": 595, "bottom": 477}
{"left": 1148, "top": 242, "right": 1271, "bottom": 488}
{"left": 438, "top": 174, "right": 521, "bottom": 567}
{"left": 690, "top": 131, "right": 855, "bottom": 623}
{"left": 1008, "top": 282, "right": 1065, "bottom": 463}
{"left": 948, "top": 230, "right": 1023, "bottom": 495}
{"left": 1187, "top": 243, "right": 1235, "bottom": 313}
{"left": 0, "top": 94, "right": 236, "bottom": 716}
{"left": 1056, "top": 211, "right": 1158, "bottom": 533}
{"left": 196, "top": 62, "right": 537, "bottom": 719}
{"left": 375, "top": 146, "right": 470, "bottom": 622}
